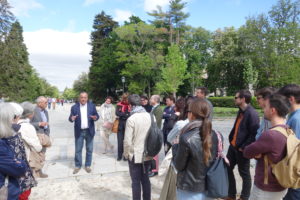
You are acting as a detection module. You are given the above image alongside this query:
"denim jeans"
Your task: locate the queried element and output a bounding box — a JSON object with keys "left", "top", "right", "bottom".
{"left": 227, "top": 145, "right": 252, "bottom": 200}
{"left": 283, "top": 188, "right": 300, "bottom": 200}
{"left": 128, "top": 158, "right": 151, "bottom": 200}
{"left": 75, "top": 129, "right": 94, "bottom": 168}
{"left": 176, "top": 189, "right": 213, "bottom": 200}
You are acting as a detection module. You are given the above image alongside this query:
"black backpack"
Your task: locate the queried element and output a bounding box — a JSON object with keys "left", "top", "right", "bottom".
{"left": 143, "top": 113, "right": 163, "bottom": 157}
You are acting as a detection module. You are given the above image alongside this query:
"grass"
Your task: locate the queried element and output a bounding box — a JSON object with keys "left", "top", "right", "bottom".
{"left": 214, "top": 107, "right": 263, "bottom": 118}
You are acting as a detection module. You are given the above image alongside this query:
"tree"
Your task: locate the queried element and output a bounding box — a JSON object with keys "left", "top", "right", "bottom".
{"left": 115, "top": 22, "right": 165, "bottom": 96}
{"left": 73, "top": 72, "right": 89, "bottom": 95}
{"left": 124, "top": 15, "right": 145, "bottom": 25}
{"left": 155, "top": 44, "right": 188, "bottom": 97}
{"left": 0, "top": 0, "right": 15, "bottom": 38}
{"left": 88, "top": 11, "right": 120, "bottom": 101}
{"left": 62, "top": 87, "right": 77, "bottom": 100}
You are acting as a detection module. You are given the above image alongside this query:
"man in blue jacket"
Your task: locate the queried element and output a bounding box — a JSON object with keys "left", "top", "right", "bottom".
{"left": 69, "top": 92, "right": 99, "bottom": 174}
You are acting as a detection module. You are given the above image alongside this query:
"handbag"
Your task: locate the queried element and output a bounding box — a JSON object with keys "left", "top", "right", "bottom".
{"left": 0, "top": 176, "right": 8, "bottom": 200}
{"left": 37, "top": 133, "right": 52, "bottom": 147}
{"left": 103, "top": 121, "right": 113, "bottom": 130}
{"left": 112, "top": 119, "right": 119, "bottom": 133}
{"left": 206, "top": 131, "right": 229, "bottom": 198}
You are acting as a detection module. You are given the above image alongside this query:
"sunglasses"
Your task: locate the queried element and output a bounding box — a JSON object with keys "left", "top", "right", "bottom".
{"left": 234, "top": 96, "right": 240, "bottom": 99}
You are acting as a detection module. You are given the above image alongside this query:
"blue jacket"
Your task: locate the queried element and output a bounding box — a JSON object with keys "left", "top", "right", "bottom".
{"left": 0, "top": 139, "right": 26, "bottom": 200}
{"left": 68, "top": 102, "right": 99, "bottom": 138}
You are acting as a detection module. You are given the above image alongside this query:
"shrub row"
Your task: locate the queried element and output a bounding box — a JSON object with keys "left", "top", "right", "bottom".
{"left": 208, "top": 96, "right": 259, "bottom": 109}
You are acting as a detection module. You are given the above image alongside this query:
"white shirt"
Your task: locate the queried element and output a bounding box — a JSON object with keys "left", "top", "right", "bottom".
{"left": 80, "top": 103, "right": 88, "bottom": 129}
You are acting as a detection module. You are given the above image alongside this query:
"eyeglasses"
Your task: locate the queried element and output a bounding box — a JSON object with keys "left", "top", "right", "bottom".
{"left": 234, "top": 96, "right": 239, "bottom": 99}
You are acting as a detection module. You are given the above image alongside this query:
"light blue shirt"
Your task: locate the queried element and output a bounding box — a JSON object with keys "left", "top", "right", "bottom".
{"left": 255, "top": 118, "right": 271, "bottom": 140}
{"left": 287, "top": 108, "right": 300, "bottom": 139}
{"left": 40, "top": 110, "right": 48, "bottom": 129}
{"left": 167, "top": 119, "right": 189, "bottom": 144}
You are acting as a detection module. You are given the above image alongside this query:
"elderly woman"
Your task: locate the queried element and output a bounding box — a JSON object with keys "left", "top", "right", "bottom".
{"left": 98, "top": 96, "right": 116, "bottom": 154}
{"left": 18, "top": 102, "right": 43, "bottom": 178}
{"left": 0, "top": 103, "right": 36, "bottom": 200}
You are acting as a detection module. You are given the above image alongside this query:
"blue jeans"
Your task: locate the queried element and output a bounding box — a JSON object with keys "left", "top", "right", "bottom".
{"left": 283, "top": 188, "right": 300, "bottom": 200}
{"left": 75, "top": 129, "right": 94, "bottom": 168}
{"left": 176, "top": 189, "right": 212, "bottom": 200}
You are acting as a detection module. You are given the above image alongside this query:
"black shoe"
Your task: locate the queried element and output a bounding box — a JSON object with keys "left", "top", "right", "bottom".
{"left": 123, "top": 157, "right": 128, "bottom": 161}
{"left": 148, "top": 172, "right": 158, "bottom": 177}
{"left": 117, "top": 157, "right": 122, "bottom": 161}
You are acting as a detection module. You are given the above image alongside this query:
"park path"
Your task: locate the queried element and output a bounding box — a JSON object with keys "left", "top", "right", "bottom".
{"left": 30, "top": 104, "right": 250, "bottom": 200}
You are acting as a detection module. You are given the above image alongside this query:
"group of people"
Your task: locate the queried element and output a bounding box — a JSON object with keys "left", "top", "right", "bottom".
{"left": 86, "top": 84, "right": 300, "bottom": 200}
{"left": 0, "top": 96, "right": 51, "bottom": 200}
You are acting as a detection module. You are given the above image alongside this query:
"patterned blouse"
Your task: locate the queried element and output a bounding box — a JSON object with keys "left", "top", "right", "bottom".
{"left": 4, "top": 133, "right": 37, "bottom": 192}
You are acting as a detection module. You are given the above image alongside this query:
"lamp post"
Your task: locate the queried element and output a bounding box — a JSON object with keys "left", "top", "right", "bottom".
{"left": 121, "top": 76, "right": 125, "bottom": 94}
{"left": 106, "top": 88, "right": 109, "bottom": 97}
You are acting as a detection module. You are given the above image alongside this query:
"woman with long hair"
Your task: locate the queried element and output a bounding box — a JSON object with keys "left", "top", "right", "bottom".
{"left": 116, "top": 93, "right": 130, "bottom": 161}
{"left": 172, "top": 99, "right": 218, "bottom": 200}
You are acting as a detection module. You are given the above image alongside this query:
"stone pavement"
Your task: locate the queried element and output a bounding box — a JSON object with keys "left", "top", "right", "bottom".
{"left": 32, "top": 103, "right": 253, "bottom": 199}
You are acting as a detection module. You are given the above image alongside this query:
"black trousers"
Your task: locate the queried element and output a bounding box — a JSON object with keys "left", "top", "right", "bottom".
{"left": 227, "top": 145, "right": 252, "bottom": 200}
{"left": 128, "top": 159, "right": 151, "bottom": 200}
{"left": 117, "top": 130, "right": 125, "bottom": 159}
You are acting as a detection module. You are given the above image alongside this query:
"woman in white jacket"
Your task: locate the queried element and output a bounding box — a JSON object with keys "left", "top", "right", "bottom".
{"left": 13, "top": 102, "right": 43, "bottom": 177}
{"left": 98, "top": 97, "right": 116, "bottom": 153}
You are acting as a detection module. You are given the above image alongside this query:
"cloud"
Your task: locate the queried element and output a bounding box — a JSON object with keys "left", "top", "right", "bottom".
{"left": 8, "top": 0, "right": 43, "bottom": 17}
{"left": 114, "top": 9, "right": 133, "bottom": 23}
{"left": 64, "top": 20, "right": 76, "bottom": 32}
{"left": 23, "top": 29, "right": 91, "bottom": 91}
{"left": 144, "top": 0, "right": 169, "bottom": 12}
{"left": 83, "top": 0, "right": 105, "bottom": 6}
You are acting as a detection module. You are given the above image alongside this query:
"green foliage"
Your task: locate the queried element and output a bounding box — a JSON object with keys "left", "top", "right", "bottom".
{"left": 155, "top": 44, "right": 188, "bottom": 97}
{"left": 73, "top": 72, "right": 89, "bottom": 94}
{"left": 62, "top": 88, "right": 77, "bottom": 100}
{"left": 208, "top": 96, "right": 260, "bottom": 109}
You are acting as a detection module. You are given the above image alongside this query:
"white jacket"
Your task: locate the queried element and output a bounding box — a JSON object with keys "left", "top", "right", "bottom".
{"left": 124, "top": 112, "right": 152, "bottom": 163}
{"left": 98, "top": 103, "right": 116, "bottom": 125}
{"left": 18, "top": 119, "right": 42, "bottom": 161}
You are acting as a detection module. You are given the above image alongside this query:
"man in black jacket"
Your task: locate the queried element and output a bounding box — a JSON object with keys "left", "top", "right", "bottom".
{"left": 226, "top": 90, "right": 260, "bottom": 200}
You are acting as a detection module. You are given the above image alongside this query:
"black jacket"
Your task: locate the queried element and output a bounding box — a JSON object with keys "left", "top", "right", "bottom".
{"left": 173, "top": 127, "right": 218, "bottom": 192}
{"left": 229, "top": 105, "right": 260, "bottom": 149}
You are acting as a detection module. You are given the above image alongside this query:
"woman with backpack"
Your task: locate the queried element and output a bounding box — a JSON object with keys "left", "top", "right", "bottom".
{"left": 172, "top": 99, "right": 219, "bottom": 200}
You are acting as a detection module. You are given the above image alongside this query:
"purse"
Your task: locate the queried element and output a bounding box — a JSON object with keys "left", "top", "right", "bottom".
{"left": 112, "top": 119, "right": 119, "bottom": 133}
{"left": 206, "top": 131, "right": 230, "bottom": 198}
{"left": 37, "top": 133, "right": 52, "bottom": 147}
{"left": 0, "top": 176, "right": 8, "bottom": 200}
{"left": 103, "top": 121, "right": 113, "bottom": 130}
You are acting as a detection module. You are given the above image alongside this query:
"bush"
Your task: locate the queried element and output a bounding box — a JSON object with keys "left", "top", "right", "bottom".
{"left": 208, "top": 96, "right": 259, "bottom": 109}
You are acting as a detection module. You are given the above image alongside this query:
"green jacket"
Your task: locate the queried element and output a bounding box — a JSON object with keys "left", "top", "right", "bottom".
{"left": 152, "top": 105, "right": 163, "bottom": 129}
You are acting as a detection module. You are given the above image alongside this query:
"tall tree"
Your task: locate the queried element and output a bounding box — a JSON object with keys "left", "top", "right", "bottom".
{"left": 73, "top": 72, "right": 89, "bottom": 95}
{"left": 88, "top": 11, "right": 119, "bottom": 101}
{"left": 0, "top": 0, "right": 15, "bottom": 38}
{"left": 155, "top": 44, "right": 188, "bottom": 97}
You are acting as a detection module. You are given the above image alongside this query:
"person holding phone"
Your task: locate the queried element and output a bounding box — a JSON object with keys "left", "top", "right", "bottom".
{"left": 69, "top": 92, "right": 99, "bottom": 174}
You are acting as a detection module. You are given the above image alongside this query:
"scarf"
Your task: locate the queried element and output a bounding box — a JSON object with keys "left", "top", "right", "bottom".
{"left": 104, "top": 103, "right": 113, "bottom": 108}
{"left": 117, "top": 101, "right": 130, "bottom": 113}
{"left": 130, "top": 106, "right": 146, "bottom": 115}
{"left": 180, "top": 120, "right": 203, "bottom": 135}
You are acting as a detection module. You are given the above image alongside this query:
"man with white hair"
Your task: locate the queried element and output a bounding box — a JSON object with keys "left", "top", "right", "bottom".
{"left": 30, "top": 96, "right": 50, "bottom": 178}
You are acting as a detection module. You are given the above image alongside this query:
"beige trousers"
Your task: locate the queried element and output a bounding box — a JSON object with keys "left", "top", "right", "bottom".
{"left": 100, "top": 128, "right": 113, "bottom": 151}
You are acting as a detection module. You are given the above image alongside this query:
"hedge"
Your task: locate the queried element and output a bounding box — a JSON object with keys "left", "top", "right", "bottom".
{"left": 208, "top": 96, "right": 259, "bottom": 109}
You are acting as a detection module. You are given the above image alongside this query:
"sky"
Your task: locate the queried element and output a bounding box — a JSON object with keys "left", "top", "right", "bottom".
{"left": 8, "top": 0, "right": 279, "bottom": 91}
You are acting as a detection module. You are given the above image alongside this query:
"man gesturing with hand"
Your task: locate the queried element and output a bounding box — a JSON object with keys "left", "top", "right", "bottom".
{"left": 69, "top": 92, "right": 99, "bottom": 174}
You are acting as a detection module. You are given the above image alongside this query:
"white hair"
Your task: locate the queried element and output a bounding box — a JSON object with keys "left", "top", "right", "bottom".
{"left": 9, "top": 102, "right": 24, "bottom": 117}
{"left": 20, "top": 101, "right": 35, "bottom": 119}
{"left": 0, "top": 103, "right": 15, "bottom": 138}
{"left": 36, "top": 96, "right": 47, "bottom": 103}
{"left": 151, "top": 95, "right": 160, "bottom": 103}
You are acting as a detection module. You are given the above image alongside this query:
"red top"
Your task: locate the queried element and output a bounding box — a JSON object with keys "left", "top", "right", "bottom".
{"left": 243, "top": 124, "right": 288, "bottom": 192}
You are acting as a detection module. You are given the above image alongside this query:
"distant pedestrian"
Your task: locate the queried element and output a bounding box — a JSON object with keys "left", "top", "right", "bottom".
{"left": 68, "top": 92, "right": 99, "bottom": 174}
{"left": 47, "top": 97, "right": 52, "bottom": 110}
{"left": 278, "top": 84, "right": 300, "bottom": 200}
{"left": 195, "top": 86, "right": 213, "bottom": 121}
{"left": 98, "top": 96, "right": 116, "bottom": 154}
{"left": 244, "top": 94, "right": 290, "bottom": 200}
{"left": 226, "top": 90, "right": 260, "bottom": 200}
{"left": 116, "top": 93, "right": 130, "bottom": 161}
{"left": 52, "top": 98, "right": 56, "bottom": 110}
{"left": 30, "top": 96, "right": 50, "bottom": 178}
{"left": 123, "top": 94, "right": 152, "bottom": 200}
